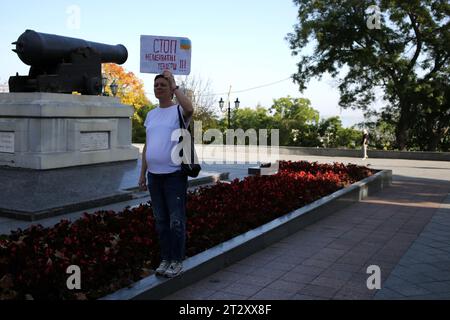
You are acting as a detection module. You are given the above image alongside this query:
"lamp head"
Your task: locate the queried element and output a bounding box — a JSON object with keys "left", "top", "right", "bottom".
{"left": 110, "top": 80, "right": 118, "bottom": 97}
{"left": 234, "top": 98, "right": 240, "bottom": 109}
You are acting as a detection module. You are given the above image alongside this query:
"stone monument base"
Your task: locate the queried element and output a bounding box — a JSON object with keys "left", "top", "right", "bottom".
{"left": 0, "top": 161, "right": 140, "bottom": 221}
{"left": 0, "top": 157, "right": 232, "bottom": 221}
{"left": 0, "top": 93, "right": 139, "bottom": 169}
{"left": 0, "top": 92, "right": 140, "bottom": 220}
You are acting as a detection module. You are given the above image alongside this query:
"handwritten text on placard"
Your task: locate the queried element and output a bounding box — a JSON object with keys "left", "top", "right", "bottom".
{"left": 140, "top": 35, "right": 191, "bottom": 75}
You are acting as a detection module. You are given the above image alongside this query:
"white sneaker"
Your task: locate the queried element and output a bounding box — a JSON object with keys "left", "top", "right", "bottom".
{"left": 155, "top": 260, "right": 170, "bottom": 276}
{"left": 164, "top": 261, "right": 183, "bottom": 278}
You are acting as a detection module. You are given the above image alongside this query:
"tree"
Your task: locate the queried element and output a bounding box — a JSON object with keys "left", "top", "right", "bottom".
{"left": 287, "top": 0, "right": 450, "bottom": 150}
{"left": 318, "top": 117, "right": 362, "bottom": 148}
{"left": 177, "top": 75, "right": 220, "bottom": 132}
{"left": 270, "top": 96, "right": 320, "bottom": 146}
{"left": 102, "top": 64, "right": 154, "bottom": 142}
{"left": 132, "top": 104, "right": 153, "bottom": 143}
{"left": 362, "top": 116, "right": 397, "bottom": 150}
{"left": 407, "top": 78, "right": 450, "bottom": 150}
{"left": 102, "top": 64, "right": 151, "bottom": 108}
{"left": 221, "top": 96, "right": 363, "bottom": 148}
{"left": 228, "top": 106, "right": 277, "bottom": 145}
{"left": 318, "top": 117, "right": 342, "bottom": 148}
{"left": 232, "top": 106, "right": 274, "bottom": 131}
{"left": 335, "top": 127, "right": 362, "bottom": 149}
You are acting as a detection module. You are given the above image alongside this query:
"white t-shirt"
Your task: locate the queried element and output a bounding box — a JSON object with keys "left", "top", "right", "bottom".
{"left": 144, "top": 104, "right": 190, "bottom": 174}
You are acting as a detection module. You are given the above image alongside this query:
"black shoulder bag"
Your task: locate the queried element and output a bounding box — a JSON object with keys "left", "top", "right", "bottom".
{"left": 177, "top": 106, "right": 201, "bottom": 177}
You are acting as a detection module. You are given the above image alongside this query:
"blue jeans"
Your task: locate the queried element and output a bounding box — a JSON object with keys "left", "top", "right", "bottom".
{"left": 147, "top": 170, "right": 188, "bottom": 262}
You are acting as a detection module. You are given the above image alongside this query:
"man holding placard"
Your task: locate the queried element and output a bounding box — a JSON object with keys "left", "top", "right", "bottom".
{"left": 138, "top": 34, "right": 194, "bottom": 277}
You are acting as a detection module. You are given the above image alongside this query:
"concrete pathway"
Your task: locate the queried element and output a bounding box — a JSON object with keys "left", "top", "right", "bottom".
{"left": 2, "top": 149, "right": 450, "bottom": 300}
{"left": 163, "top": 155, "right": 450, "bottom": 300}
{"left": 375, "top": 193, "right": 450, "bottom": 300}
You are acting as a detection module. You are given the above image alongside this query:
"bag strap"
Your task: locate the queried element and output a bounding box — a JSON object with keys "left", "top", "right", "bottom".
{"left": 177, "top": 106, "right": 184, "bottom": 148}
{"left": 176, "top": 105, "right": 197, "bottom": 165}
{"left": 177, "top": 105, "right": 187, "bottom": 130}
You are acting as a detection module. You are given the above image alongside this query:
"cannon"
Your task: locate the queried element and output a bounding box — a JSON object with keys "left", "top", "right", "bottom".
{"left": 9, "top": 30, "right": 128, "bottom": 95}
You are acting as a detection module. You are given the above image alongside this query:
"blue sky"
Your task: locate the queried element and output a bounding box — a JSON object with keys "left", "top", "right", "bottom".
{"left": 0, "top": 0, "right": 366, "bottom": 126}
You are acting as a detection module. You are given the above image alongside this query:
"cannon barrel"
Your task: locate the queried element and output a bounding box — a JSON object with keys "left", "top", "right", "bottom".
{"left": 12, "top": 29, "right": 128, "bottom": 66}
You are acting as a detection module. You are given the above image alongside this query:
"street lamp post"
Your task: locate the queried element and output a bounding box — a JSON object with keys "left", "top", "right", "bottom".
{"left": 102, "top": 75, "right": 108, "bottom": 96}
{"left": 219, "top": 97, "right": 240, "bottom": 129}
{"left": 101, "top": 74, "right": 119, "bottom": 97}
{"left": 110, "top": 80, "right": 119, "bottom": 97}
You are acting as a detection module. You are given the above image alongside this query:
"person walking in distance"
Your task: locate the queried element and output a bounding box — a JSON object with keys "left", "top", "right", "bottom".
{"left": 138, "top": 70, "right": 194, "bottom": 277}
{"left": 362, "top": 129, "right": 369, "bottom": 160}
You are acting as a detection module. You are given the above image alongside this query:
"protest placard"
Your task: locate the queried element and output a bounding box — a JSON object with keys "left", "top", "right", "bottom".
{"left": 140, "top": 35, "right": 191, "bottom": 75}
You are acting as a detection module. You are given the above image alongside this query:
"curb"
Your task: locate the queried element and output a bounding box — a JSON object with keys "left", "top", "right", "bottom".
{"left": 101, "top": 169, "right": 392, "bottom": 300}
{"left": 1, "top": 172, "right": 230, "bottom": 222}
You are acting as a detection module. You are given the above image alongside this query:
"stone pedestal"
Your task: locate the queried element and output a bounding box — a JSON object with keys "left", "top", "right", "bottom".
{"left": 0, "top": 93, "right": 140, "bottom": 220}
{"left": 0, "top": 93, "right": 139, "bottom": 169}
{"left": 0, "top": 161, "right": 138, "bottom": 221}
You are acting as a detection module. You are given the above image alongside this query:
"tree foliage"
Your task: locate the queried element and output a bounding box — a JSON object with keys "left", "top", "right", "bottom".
{"left": 287, "top": 0, "right": 450, "bottom": 150}
{"left": 270, "top": 96, "right": 320, "bottom": 146}
{"left": 102, "top": 64, "right": 154, "bottom": 143}
{"left": 177, "top": 75, "right": 220, "bottom": 132}
{"left": 102, "top": 64, "right": 151, "bottom": 109}
{"left": 228, "top": 96, "right": 362, "bottom": 148}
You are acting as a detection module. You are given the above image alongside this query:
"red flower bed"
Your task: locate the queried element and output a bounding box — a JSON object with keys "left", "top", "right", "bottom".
{"left": 0, "top": 161, "right": 373, "bottom": 300}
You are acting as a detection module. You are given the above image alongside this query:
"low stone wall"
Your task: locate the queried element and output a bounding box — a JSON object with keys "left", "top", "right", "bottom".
{"left": 279, "top": 146, "right": 450, "bottom": 162}
{"left": 191, "top": 144, "right": 450, "bottom": 163}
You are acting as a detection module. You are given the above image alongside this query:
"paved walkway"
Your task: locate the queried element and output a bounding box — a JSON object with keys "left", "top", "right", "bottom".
{"left": 2, "top": 152, "right": 449, "bottom": 300}
{"left": 163, "top": 155, "right": 450, "bottom": 300}
{"left": 375, "top": 193, "right": 450, "bottom": 299}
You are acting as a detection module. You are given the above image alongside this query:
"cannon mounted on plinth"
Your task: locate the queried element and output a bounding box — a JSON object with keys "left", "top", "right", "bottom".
{"left": 9, "top": 30, "right": 128, "bottom": 95}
